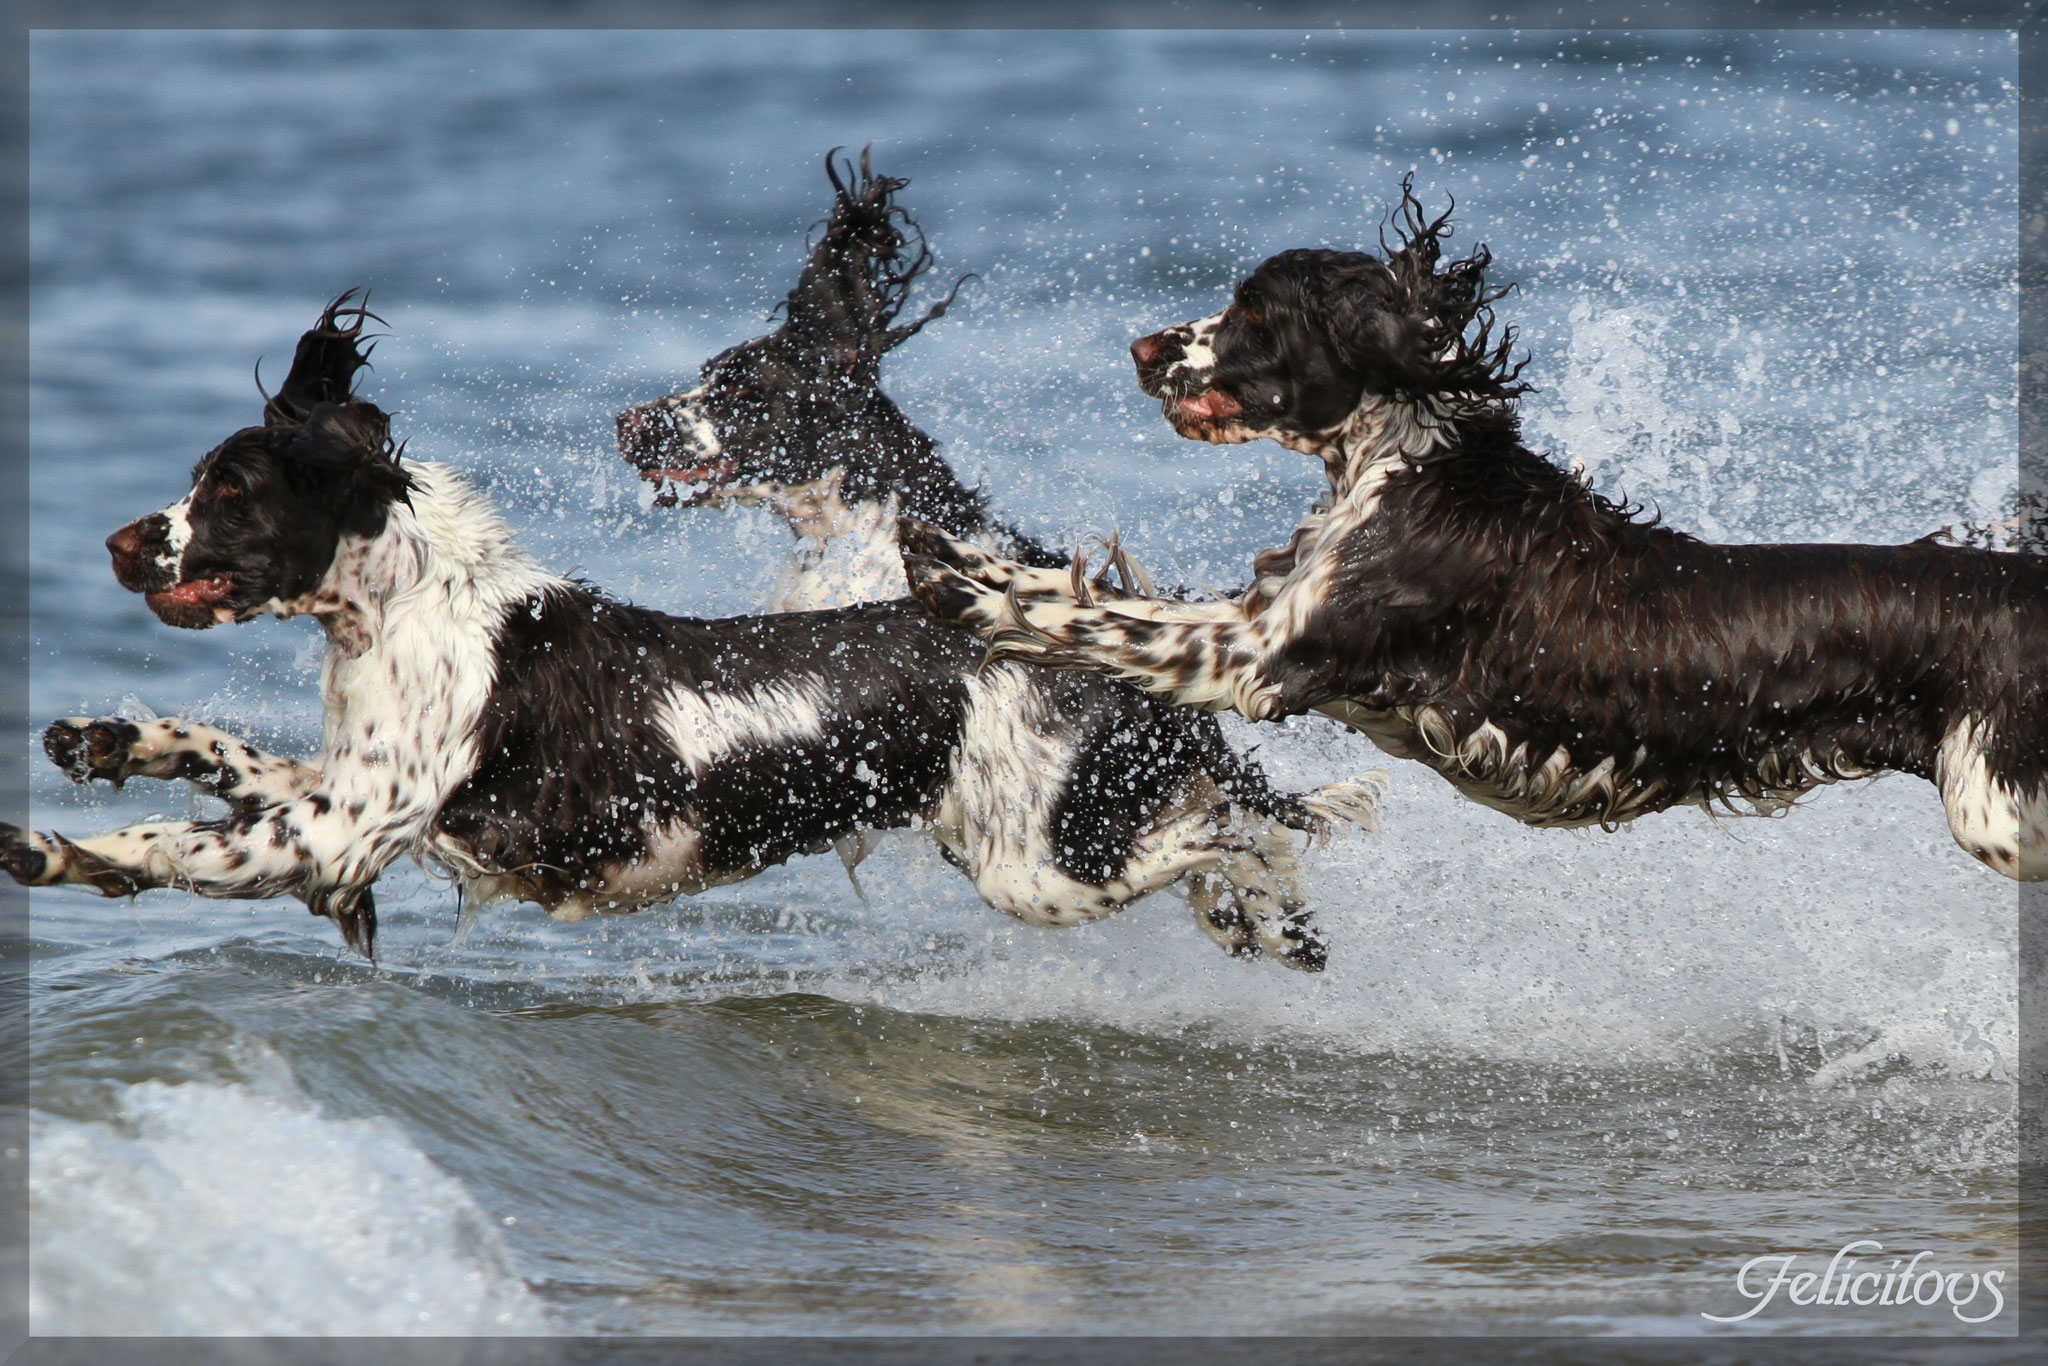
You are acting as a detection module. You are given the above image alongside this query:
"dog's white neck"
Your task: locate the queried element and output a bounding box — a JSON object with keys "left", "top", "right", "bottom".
{"left": 274, "top": 462, "right": 557, "bottom": 651}
{"left": 1241, "top": 396, "right": 1458, "bottom": 615}
{"left": 709, "top": 473, "right": 910, "bottom": 612}
{"left": 1296, "top": 393, "right": 1460, "bottom": 501}
{"left": 271, "top": 462, "right": 561, "bottom": 768}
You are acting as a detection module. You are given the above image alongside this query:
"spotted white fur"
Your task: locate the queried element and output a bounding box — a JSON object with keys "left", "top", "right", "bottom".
{"left": 930, "top": 665, "right": 1299, "bottom": 934}
{"left": 1937, "top": 718, "right": 2048, "bottom": 880}
{"left": 11, "top": 463, "right": 555, "bottom": 913}
{"left": 43, "top": 716, "right": 322, "bottom": 810}
{"left": 668, "top": 384, "right": 723, "bottom": 462}
{"left": 159, "top": 491, "right": 195, "bottom": 569}
{"left": 1162, "top": 307, "right": 1226, "bottom": 379}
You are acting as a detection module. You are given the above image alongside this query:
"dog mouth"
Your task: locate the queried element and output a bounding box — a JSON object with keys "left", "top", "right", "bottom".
{"left": 1161, "top": 387, "right": 1250, "bottom": 442}
{"left": 143, "top": 574, "right": 238, "bottom": 629}
{"left": 1172, "top": 389, "right": 1243, "bottom": 421}
{"left": 639, "top": 461, "right": 738, "bottom": 508}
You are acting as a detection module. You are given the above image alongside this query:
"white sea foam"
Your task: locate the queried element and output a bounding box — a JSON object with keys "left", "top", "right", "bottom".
{"left": 30, "top": 1064, "right": 549, "bottom": 1335}
{"left": 820, "top": 714, "right": 2016, "bottom": 1086}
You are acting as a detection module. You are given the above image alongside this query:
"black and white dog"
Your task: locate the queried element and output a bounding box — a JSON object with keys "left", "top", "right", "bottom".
{"left": 2, "top": 294, "right": 1378, "bottom": 964}
{"left": 615, "top": 148, "right": 1064, "bottom": 613}
{"left": 904, "top": 181, "right": 2048, "bottom": 881}
{"left": 608, "top": 150, "right": 1379, "bottom": 961}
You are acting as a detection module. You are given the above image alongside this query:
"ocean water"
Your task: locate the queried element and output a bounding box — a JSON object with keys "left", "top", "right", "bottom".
{"left": 23, "top": 29, "right": 2020, "bottom": 1338}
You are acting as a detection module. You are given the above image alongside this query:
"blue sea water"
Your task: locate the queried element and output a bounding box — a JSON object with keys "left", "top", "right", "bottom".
{"left": 23, "top": 28, "right": 2020, "bottom": 1337}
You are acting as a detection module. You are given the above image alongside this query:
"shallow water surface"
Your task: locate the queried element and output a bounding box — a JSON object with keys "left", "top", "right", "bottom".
{"left": 25, "top": 28, "right": 2019, "bottom": 1337}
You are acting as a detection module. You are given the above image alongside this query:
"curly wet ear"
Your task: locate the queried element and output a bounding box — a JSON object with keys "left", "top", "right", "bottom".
{"left": 291, "top": 401, "right": 390, "bottom": 467}
{"left": 1313, "top": 264, "right": 1430, "bottom": 395}
{"left": 1303, "top": 185, "right": 1528, "bottom": 402}
{"left": 262, "top": 288, "right": 384, "bottom": 428}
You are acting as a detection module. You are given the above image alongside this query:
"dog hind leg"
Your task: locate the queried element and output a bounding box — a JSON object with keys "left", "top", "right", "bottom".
{"left": 1198, "top": 814, "right": 1327, "bottom": 972}
{"left": 1936, "top": 719, "right": 2048, "bottom": 881}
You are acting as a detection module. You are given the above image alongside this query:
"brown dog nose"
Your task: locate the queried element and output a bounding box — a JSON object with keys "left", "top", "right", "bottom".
{"left": 1130, "top": 334, "right": 1163, "bottom": 368}
{"left": 615, "top": 406, "right": 646, "bottom": 448}
{"left": 106, "top": 523, "right": 146, "bottom": 561}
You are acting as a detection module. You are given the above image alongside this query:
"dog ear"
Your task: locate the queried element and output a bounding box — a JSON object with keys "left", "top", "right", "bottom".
{"left": 261, "top": 290, "right": 383, "bottom": 428}
{"left": 781, "top": 147, "right": 946, "bottom": 373}
{"left": 1369, "top": 180, "right": 1525, "bottom": 399}
{"left": 291, "top": 400, "right": 388, "bottom": 466}
{"left": 291, "top": 400, "right": 414, "bottom": 523}
{"left": 1315, "top": 259, "right": 1436, "bottom": 395}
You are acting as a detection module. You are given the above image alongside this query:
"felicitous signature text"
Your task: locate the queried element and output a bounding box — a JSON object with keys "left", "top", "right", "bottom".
{"left": 1702, "top": 1240, "right": 2007, "bottom": 1324}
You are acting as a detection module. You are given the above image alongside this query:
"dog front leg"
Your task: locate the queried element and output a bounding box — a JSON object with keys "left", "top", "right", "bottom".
{"left": 905, "top": 555, "right": 1288, "bottom": 719}
{"left": 43, "top": 716, "right": 321, "bottom": 811}
{"left": 1, "top": 793, "right": 409, "bottom": 954}
{"left": 899, "top": 516, "right": 1246, "bottom": 620}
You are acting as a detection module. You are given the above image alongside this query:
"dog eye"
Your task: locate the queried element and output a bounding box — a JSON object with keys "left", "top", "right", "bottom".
{"left": 1237, "top": 305, "right": 1263, "bottom": 326}
{"left": 214, "top": 482, "right": 241, "bottom": 500}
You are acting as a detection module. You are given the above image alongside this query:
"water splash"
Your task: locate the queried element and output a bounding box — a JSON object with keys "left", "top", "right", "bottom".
{"left": 30, "top": 1054, "right": 549, "bottom": 1335}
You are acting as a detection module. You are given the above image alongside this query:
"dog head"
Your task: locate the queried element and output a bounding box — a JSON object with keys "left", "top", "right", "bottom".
{"left": 106, "top": 291, "right": 414, "bottom": 629}
{"left": 1131, "top": 177, "right": 1526, "bottom": 451}
{"left": 616, "top": 146, "right": 969, "bottom": 507}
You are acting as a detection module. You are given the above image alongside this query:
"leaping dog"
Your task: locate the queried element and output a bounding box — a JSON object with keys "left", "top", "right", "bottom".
{"left": 904, "top": 180, "right": 2048, "bottom": 881}
{"left": 616, "top": 148, "right": 1061, "bottom": 614}
{"left": 609, "top": 150, "right": 1384, "bottom": 965}
{"left": 2, "top": 294, "right": 1379, "bottom": 965}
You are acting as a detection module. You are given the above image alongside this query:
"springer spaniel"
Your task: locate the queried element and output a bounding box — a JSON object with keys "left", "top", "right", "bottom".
{"left": 2, "top": 294, "right": 1379, "bottom": 965}
{"left": 903, "top": 180, "right": 2048, "bottom": 882}
{"left": 610, "top": 149, "right": 1384, "bottom": 964}
{"left": 615, "top": 147, "right": 1066, "bottom": 615}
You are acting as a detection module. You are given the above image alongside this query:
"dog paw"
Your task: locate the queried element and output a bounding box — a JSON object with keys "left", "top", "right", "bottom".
{"left": 44, "top": 717, "right": 150, "bottom": 787}
{"left": 902, "top": 555, "right": 1005, "bottom": 630}
{"left": 0, "top": 823, "right": 53, "bottom": 885}
{"left": 1293, "top": 772, "right": 1390, "bottom": 842}
{"left": 1263, "top": 913, "right": 1329, "bottom": 973}
{"left": 896, "top": 516, "right": 1022, "bottom": 584}
{"left": 1187, "top": 874, "right": 1261, "bottom": 958}
{"left": 308, "top": 883, "right": 378, "bottom": 959}
{"left": 897, "top": 515, "right": 971, "bottom": 566}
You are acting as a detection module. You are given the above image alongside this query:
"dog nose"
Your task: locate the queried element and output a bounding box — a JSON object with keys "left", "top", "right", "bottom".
{"left": 1131, "top": 333, "right": 1163, "bottom": 368}
{"left": 106, "top": 523, "right": 146, "bottom": 561}
{"left": 615, "top": 406, "right": 645, "bottom": 449}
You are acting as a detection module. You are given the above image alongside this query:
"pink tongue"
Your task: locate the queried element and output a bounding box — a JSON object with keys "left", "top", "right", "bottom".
{"left": 1178, "top": 389, "right": 1242, "bottom": 419}
{"left": 158, "top": 576, "right": 232, "bottom": 607}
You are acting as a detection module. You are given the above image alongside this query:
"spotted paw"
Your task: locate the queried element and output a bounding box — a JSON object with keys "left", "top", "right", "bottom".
{"left": 44, "top": 717, "right": 149, "bottom": 787}
{"left": 0, "top": 823, "right": 52, "bottom": 885}
{"left": 902, "top": 555, "right": 1002, "bottom": 630}
{"left": 1188, "top": 878, "right": 1261, "bottom": 959}
{"left": 1262, "top": 914, "right": 1328, "bottom": 973}
{"left": 897, "top": 516, "right": 1004, "bottom": 579}
{"left": 308, "top": 883, "right": 379, "bottom": 959}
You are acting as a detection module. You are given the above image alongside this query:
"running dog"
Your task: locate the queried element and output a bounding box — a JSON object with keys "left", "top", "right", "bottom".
{"left": 2, "top": 294, "right": 1379, "bottom": 963}
{"left": 903, "top": 180, "right": 2047, "bottom": 880}
{"left": 615, "top": 148, "right": 1062, "bottom": 613}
